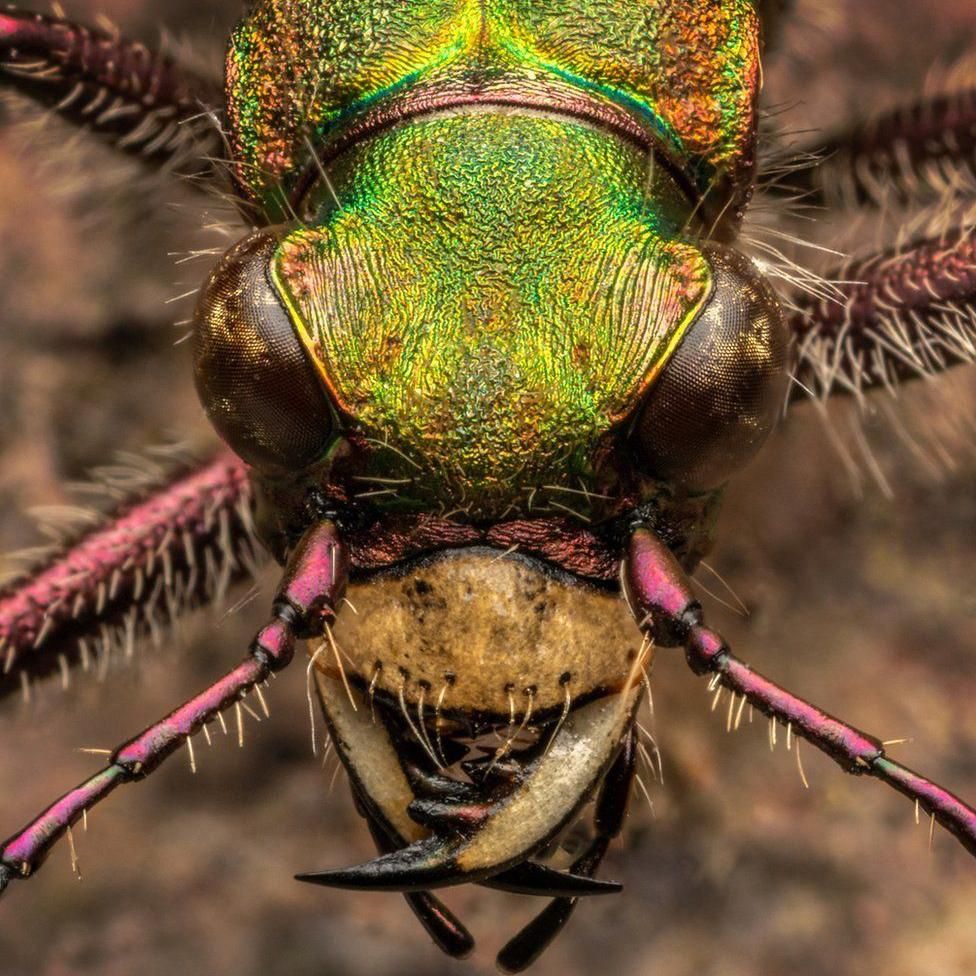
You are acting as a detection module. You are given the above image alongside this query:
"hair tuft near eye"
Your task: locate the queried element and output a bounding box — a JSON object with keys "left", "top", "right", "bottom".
{"left": 632, "top": 246, "right": 791, "bottom": 491}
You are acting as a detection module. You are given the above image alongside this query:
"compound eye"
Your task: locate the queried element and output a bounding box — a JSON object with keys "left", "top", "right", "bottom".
{"left": 632, "top": 246, "right": 790, "bottom": 492}
{"left": 193, "top": 231, "right": 334, "bottom": 472}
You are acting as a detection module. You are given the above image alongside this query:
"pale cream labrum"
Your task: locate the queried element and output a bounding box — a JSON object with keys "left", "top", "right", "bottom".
{"left": 320, "top": 548, "right": 645, "bottom": 720}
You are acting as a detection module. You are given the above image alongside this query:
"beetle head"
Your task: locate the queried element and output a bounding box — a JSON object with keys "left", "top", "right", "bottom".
{"left": 189, "top": 0, "right": 787, "bottom": 936}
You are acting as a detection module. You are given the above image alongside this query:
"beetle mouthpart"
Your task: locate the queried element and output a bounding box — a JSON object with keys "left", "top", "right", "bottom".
{"left": 295, "top": 840, "right": 620, "bottom": 897}
{"left": 298, "top": 670, "right": 641, "bottom": 894}
{"left": 329, "top": 548, "right": 646, "bottom": 721}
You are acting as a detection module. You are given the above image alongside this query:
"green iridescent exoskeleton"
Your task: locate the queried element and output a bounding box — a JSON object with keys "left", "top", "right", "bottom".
{"left": 273, "top": 115, "right": 711, "bottom": 514}
{"left": 227, "top": 1, "right": 761, "bottom": 208}
{"left": 225, "top": 0, "right": 763, "bottom": 518}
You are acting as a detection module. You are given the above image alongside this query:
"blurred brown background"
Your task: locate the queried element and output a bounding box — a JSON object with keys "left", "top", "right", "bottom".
{"left": 0, "top": 2, "right": 975, "bottom": 974}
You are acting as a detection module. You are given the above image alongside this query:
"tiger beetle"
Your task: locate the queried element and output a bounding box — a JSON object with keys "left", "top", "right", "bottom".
{"left": 0, "top": 2, "right": 974, "bottom": 969}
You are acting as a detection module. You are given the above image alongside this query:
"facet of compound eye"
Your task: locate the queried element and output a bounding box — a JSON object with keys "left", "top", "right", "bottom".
{"left": 193, "top": 231, "right": 336, "bottom": 473}
{"left": 632, "top": 245, "right": 790, "bottom": 491}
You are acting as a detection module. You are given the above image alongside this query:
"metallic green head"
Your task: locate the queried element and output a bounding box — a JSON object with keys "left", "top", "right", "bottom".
{"left": 196, "top": 0, "right": 787, "bottom": 534}
{"left": 273, "top": 112, "right": 711, "bottom": 515}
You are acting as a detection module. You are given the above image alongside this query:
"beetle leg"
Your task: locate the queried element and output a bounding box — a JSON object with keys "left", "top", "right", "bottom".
{"left": 624, "top": 527, "right": 976, "bottom": 859}
{"left": 496, "top": 727, "right": 638, "bottom": 974}
{"left": 0, "top": 520, "right": 348, "bottom": 894}
{"left": 0, "top": 449, "right": 258, "bottom": 704}
{"left": 789, "top": 226, "right": 976, "bottom": 399}
{"left": 0, "top": 8, "right": 225, "bottom": 185}
{"left": 798, "top": 88, "right": 976, "bottom": 210}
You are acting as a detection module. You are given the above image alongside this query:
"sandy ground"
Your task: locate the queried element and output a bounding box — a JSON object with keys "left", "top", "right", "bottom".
{"left": 0, "top": 2, "right": 975, "bottom": 975}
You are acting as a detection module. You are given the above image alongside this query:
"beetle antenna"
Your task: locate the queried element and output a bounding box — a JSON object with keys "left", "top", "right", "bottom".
{"left": 0, "top": 522, "right": 349, "bottom": 895}
{"left": 625, "top": 526, "right": 976, "bottom": 861}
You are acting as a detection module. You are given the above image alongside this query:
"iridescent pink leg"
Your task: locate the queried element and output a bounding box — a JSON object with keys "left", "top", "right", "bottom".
{"left": 0, "top": 449, "right": 256, "bottom": 704}
{"left": 624, "top": 528, "right": 976, "bottom": 859}
{"left": 790, "top": 226, "right": 976, "bottom": 399}
{"left": 804, "top": 88, "right": 976, "bottom": 209}
{"left": 0, "top": 519, "right": 348, "bottom": 894}
{"left": 0, "top": 8, "right": 224, "bottom": 182}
